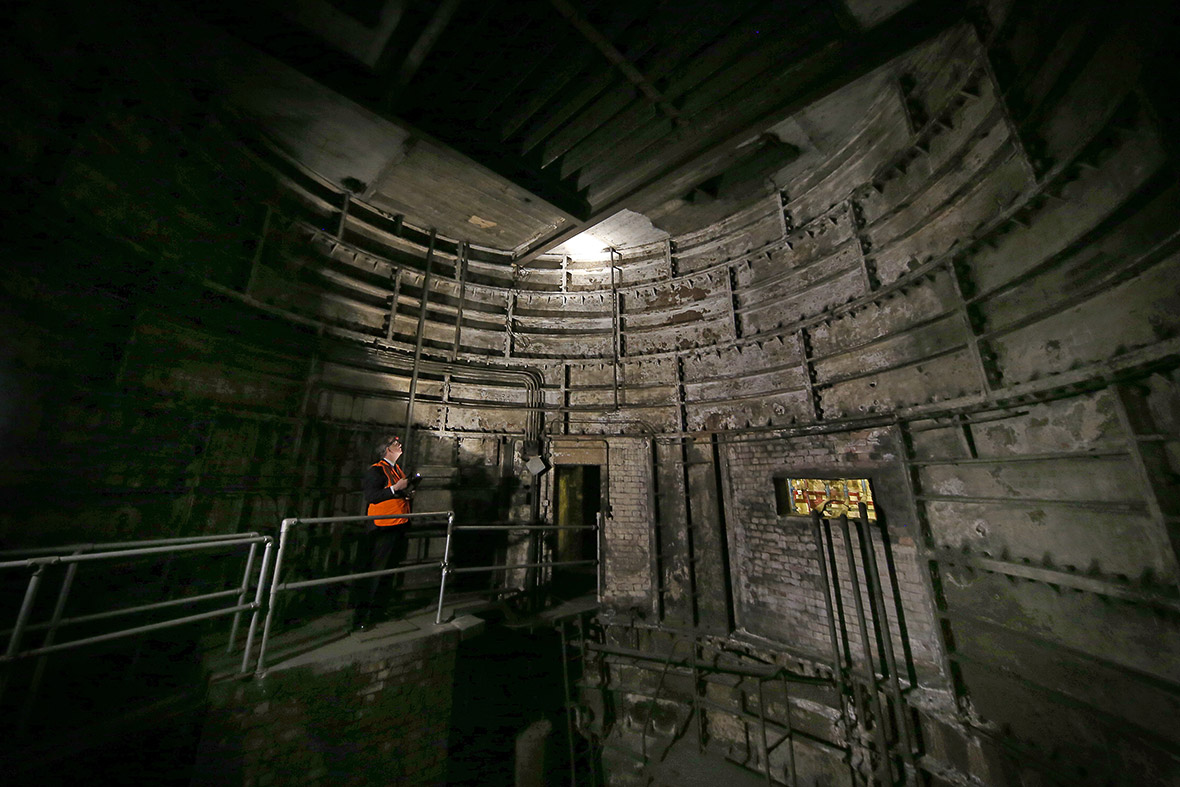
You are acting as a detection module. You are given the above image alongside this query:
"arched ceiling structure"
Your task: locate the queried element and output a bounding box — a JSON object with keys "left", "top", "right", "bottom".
{"left": 4, "top": 1, "right": 1180, "bottom": 783}
{"left": 171, "top": 0, "right": 962, "bottom": 258}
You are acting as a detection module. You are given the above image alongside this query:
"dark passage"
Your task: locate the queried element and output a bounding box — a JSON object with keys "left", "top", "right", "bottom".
{"left": 553, "top": 465, "right": 601, "bottom": 599}
{"left": 446, "top": 620, "right": 570, "bottom": 787}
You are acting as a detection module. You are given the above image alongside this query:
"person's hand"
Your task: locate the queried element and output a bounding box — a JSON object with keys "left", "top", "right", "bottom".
{"left": 392, "top": 478, "right": 410, "bottom": 492}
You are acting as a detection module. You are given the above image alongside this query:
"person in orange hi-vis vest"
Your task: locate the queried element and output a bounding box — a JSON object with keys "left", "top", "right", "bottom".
{"left": 351, "top": 434, "right": 414, "bottom": 632}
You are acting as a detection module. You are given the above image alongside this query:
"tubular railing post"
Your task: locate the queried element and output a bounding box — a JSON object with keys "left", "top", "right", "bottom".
{"left": 18, "top": 555, "right": 80, "bottom": 736}
{"left": 256, "top": 519, "right": 294, "bottom": 676}
{"left": 837, "top": 514, "right": 892, "bottom": 785}
{"left": 227, "top": 541, "right": 258, "bottom": 654}
{"left": 855, "top": 503, "right": 916, "bottom": 770}
{"left": 241, "top": 538, "right": 275, "bottom": 675}
{"left": 0, "top": 565, "right": 46, "bottom": 705}
{"left": 559, "top": 619, "right": 578, "bottom": 787}
{"left": 435, "top": 512, "right": 455, "bottom": 625}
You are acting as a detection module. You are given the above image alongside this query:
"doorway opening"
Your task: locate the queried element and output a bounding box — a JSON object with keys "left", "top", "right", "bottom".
{"left": 553, "top": 465, "right": 601, "bottom": 598}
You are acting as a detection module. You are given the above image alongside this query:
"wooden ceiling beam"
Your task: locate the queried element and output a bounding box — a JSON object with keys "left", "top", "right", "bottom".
{"left": 541, "top": 0, "right": 761, "bottom": 173}
{"left": 515, "top": 0, "right": 966, "bottom": 263}
{"left": 548, "top": 0, "right": 682, "bottom": 124}
{"left": 559, "top": 1, "right": 821, "bottom": 184}
{"left": 382, "top": 0, "right": 464, "bottom": 107}
{"left": 574, "top": 11, "right": 834, "bottom": 199}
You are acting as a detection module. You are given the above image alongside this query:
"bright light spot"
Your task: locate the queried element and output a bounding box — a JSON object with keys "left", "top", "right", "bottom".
{"left": 554, "top": 231, "right": 611, "bottom": 261}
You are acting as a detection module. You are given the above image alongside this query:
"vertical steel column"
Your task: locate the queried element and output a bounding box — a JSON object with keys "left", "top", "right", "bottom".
{"left": 435, "top": 512, "right": 455, "bottom": 625}
{"left": 403, "top": 229, "right": 437, "bottom": 453}
{"left": 0, "top": 565, "right": 46, "bottom": 704}
{"left": 240, "top": 538, "right": 274, "bottom": 675}
{"left": 256, "top": 519, "right": 294, "bottom": 676}
{"left": 837, "top": 514, "right": 893, "bottom": 784}
{"left": 226, "top": 542, "right": 259, "bottom": 653}
{"left": 559, "top": 619, "right": 578, "bottom": 787}
{"left": 855, "top": 503, "right": 916, "bottom": 769}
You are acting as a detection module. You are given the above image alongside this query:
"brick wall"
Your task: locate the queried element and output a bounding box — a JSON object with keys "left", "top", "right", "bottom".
{"left": 194, "top": 629, "right": 462, "bottom": 786}
{"left": 722, "top": 427, "right": 943, "bottom": 685}
{"left": 602, "top": 437, "right": 654, "bottom": 607}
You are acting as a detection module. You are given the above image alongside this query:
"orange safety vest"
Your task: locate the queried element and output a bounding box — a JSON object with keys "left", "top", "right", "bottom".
{"left": 368, "top": 460, "right": 410, "bottom": 526}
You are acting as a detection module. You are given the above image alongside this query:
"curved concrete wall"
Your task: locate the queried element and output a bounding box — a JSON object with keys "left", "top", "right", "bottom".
{"left": 3, "top": 2, "right": 1179, "bottom": 784}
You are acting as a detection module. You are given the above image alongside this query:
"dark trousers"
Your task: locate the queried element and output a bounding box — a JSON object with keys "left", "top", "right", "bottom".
{"left": 352, "top": 523, "right": 409, "bottom": 621}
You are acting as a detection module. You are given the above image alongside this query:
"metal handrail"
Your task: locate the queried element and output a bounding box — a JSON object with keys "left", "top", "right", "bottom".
{"left": 0, "top": 533, "right": 274, "bottom": 732}
{"left": 434, "top": 517, "right": 602, "bottom": 628}
{"left": 255, "top": 511, "right": 603, "bottom": 675}
{"left": 256, "top": 511, "right": 454, "bottom": 675}
{"left": 0, "top": 532, "right": 263, "bottom": 560}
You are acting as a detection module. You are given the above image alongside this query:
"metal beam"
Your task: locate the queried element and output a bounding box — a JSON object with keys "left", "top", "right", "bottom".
{"left": 516, "top": 0, "right": 965, "bottom": 263}
{"left": 548, "top": 0, "right": 681, "bottom": 123}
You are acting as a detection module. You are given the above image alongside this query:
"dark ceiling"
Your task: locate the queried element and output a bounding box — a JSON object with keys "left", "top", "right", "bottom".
{"left": 181, "top": 0, "right": 962, "bottom": 259}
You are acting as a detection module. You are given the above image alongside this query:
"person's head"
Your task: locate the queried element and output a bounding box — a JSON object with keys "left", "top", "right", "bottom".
{"left": 377, "top": 434, "right": 403, "bottom": 462}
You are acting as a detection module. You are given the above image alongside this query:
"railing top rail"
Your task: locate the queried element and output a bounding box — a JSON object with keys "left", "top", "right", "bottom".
{"left": 281, "top": 511, "right": 454, "bottom": 527}
{"left": 0, "top": 532, "right": 264, "bottom": 559}
{"left": 0, "top": 535, "right": 272, "bottom": 570}
{"left": 451, "top": 524, "right": 598, "bottom": 531}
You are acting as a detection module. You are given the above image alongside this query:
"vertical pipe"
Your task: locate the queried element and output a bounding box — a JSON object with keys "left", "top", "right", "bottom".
{"left": 403, "top": 229, "right": 437, "bottom": 454}
{"left": 780, "top": 672, "right": 798, "bottom": 787}
{"left": 823, "top": 513, "right": 863, "bottom": 770}
{"left": 822, "top": 520, "right": 854, "bottom": 670}
{"left": 559, "top": 620, "right": 578, "bottom": 787}
{"left": 838, "top": 514, "right": 892, "bottom": 784}
{"left": 756, "top": 677, "right": 772, "bottom": 786}
{"left": 810, "top": 513, "right": 852, "bottom": 739}
{"left": 435, "top": 512, "right": 455, "bottom": 625}
{"left": 386, "top": 268, "right": 403, "bottom": 342}
{"left": 689, "top": 641, "right": 704, "bottom": 752}
{"left": 451, "top": 242, "right": 468, "bottom": 360}
{"left": 336, "top": 193, "right": 350, "bottom": 238}
{"left": 596, "top": 512, "right": 603, "bottom": 603}
{"left": 0, "top": 566, "right": 46, "bottom": 705}
{"left": 241, "top": 539, "right": 275, "bottom": 675}
{"left": 610, "top": 248, "right": 620, "bottom": 411}
{"left": 256, "top": 520, "right": 294, "bottom": 676}
{"left": 227, "top": 542, "right": 258, "bottom": 654}
{"left": 856, "top": 503, "right": 916, "bottom": 767}
{"left": 18, "top": 559, "right": 79, "bottom": 735}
